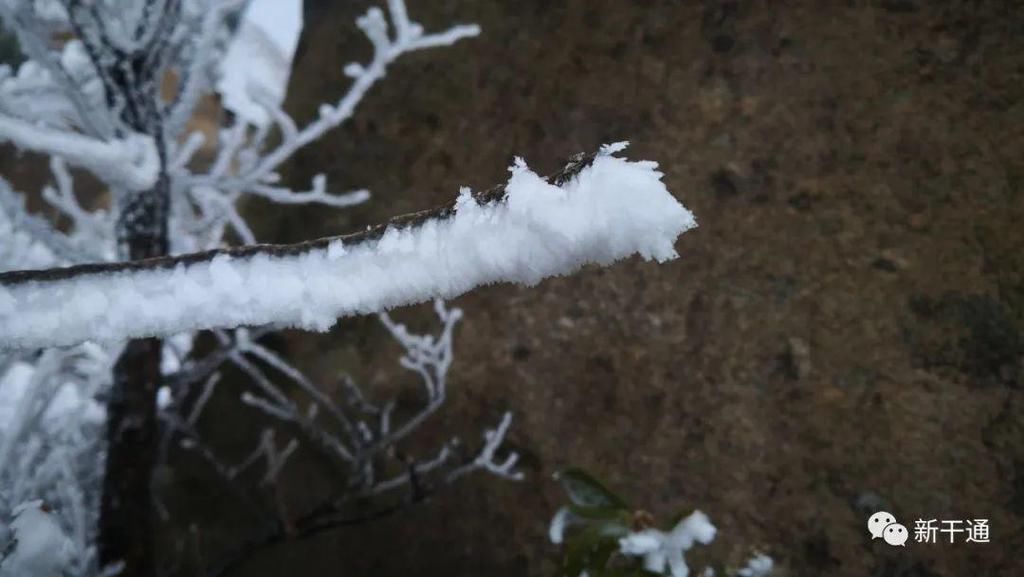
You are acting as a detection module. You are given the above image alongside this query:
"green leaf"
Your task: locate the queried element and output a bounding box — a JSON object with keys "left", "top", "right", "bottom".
{"left": 0, "top": 31, "right": 22, "bottom": 67}
{"left": 558, "top": 468, "right": 629, "bottom": 510}
{"left": 562, "top": 524, "right": 619, "bottom": 577}
{"left": 568, "top": 504, "right": 632, "bottom": 523}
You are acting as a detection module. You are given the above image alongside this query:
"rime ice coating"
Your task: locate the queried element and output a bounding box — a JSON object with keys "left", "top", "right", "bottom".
{"left": 0, "top": 147, "right": 697, "bottom": 349}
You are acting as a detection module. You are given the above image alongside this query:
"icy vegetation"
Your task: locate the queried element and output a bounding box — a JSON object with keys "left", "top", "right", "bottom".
{"left": 0, "top": 0, "right": 705, "bottom": 576}
{"left": 0, "top": 0, "right": 516, "bottom": 574}
{"left": 0, "top": 147, "right": 695, "bottom": 349}
{"left": 548, "top": 470, "right": 773, "bottom": 577}
{"left": 618, "top": 511, "right": 717, "bottom": 577}
{"left": 0, "top": 350, "right": 111, "bottom": 577}
{"left": 1, "top": 501, "right": 75, "bottom": 577}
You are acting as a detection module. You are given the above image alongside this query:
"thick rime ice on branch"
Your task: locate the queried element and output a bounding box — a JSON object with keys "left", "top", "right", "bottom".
{"left": 0, "top": 149, "right": 696, "bottom": 349}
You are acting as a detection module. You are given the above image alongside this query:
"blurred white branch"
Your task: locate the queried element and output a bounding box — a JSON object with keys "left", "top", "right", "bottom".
{"left": 0, "top": 114, "right": 159, "bottom": 191}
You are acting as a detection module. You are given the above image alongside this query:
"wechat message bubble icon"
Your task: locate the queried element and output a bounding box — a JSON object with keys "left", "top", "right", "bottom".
{"left": 868, "top": 511, "right": 897, "bottom": 539}
{"left": 884, "top": 523, "right": 909, "bottom": 546}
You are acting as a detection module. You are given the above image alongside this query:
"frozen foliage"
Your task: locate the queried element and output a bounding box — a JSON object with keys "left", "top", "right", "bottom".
{"left": 0, "top": 146, "right": 695, "bottom": 349}
{"left": 0, "top": 501, "right": 74, "bottom": 577}
{"left": 548, "top": 472, "right": 773, "bottom": 577}
{"left": 0, "top": 349, "right": 111, "bottom": 577}
{"left": 0, "top": 183, "right": 59, "bottom": 271}
{"left": 618, "top": 511, "right": 717, "bottom": 577}
{"left": 736, "top": 554, "right": 774, "bottom": 577}
{"left": 0, "top": 175, "right": 111, "bottom": 575}
{"left": 549, "top": 505, "right": 570, "bottom": 544}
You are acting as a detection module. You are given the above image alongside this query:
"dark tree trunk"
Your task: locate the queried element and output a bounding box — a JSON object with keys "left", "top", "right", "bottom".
{"left": 61, "top": 4, "right": 180, "bottom": 575}
{"left": 99, "top": 337, "right": 162, "bottom": 577}
{"left": 99, "top": 171, "right": 170, "bottom": 577}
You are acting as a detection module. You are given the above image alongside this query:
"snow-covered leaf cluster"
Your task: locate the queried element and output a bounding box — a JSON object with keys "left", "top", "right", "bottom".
{"left": 617, "top": 511, "right": 717, "bottom": 577}
{"left": 548, "top": 469, "right": 772, "bottom": 577}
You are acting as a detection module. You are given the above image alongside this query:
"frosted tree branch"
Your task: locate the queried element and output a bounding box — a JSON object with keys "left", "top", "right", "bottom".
{"left": 213, "top": 3, "right": 480, "bottom": 189}
{"left": 0, "top": 147, "right": 696, "bottom": 350}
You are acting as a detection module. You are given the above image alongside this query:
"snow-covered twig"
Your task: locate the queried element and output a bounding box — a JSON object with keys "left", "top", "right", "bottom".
{"left": 0, "top": 178, "right": 98, "bottom": 264}
{"left": 445, "top": 412, "right": 523, "bottom": 482}
{"left": 248, "top": 177, "right": 370, "bottom": 209}
{"left": 209, "top": 3, "right": 479, "bottom": 190}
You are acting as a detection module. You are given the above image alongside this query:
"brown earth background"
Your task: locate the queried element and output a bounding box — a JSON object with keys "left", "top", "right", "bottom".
{"left": 7, "top": 1, "right": 1024, "bottom": 576}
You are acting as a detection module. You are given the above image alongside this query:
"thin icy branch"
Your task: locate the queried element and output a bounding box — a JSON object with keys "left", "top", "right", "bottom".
{"left": 0, "top": 178, "right": 100, "bottom": 264}
{"left": 186, "top": 2, "right": 479, "bottom": 204}
{"left": 363, "top": 300, "right": 459, "bottom": 455}
{"left": 248, "top": 176, "right": 371, "bottom": 209}
{"left": 159, "top": 300, "right": 519, "bottom": 511}
{"left": 445, "top": 412, "right": 523, "bottom": 482}
{"left": 0, "top": 146, "right": 697, "bottom": 349}
{"left": 228, "top": 351, "right": 356, "bottom": 464}
{"left": 191, "top": 406, "right": 521, "bottom": 577}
